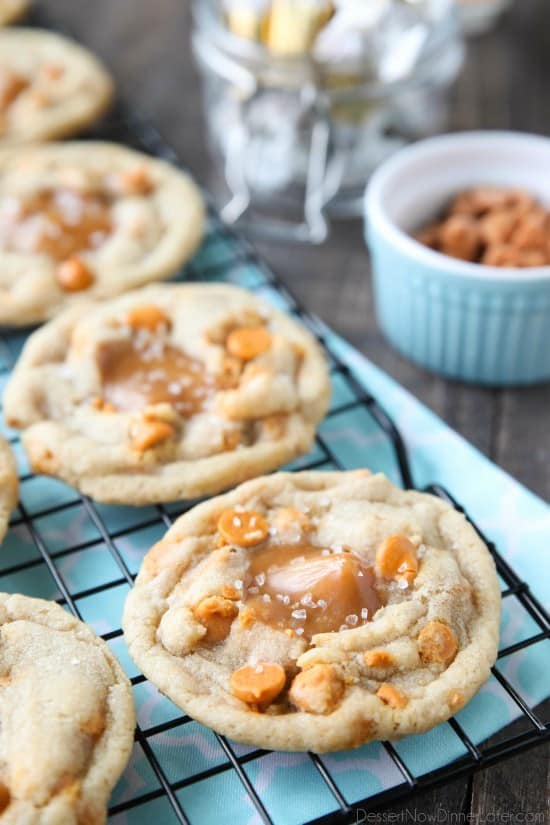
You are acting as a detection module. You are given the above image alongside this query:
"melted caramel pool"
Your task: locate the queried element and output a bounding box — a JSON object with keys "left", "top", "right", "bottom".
{"left": 97, "top": 337, "right": 219, "bottom": 417}
{"left": 0, "top": 189, "right": 112, "bottom": 261}
{"left": 245, "top": 543, "right": 381, "bottom": 639}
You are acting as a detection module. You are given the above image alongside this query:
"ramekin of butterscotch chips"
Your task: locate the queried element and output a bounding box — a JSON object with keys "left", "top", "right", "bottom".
{"left": 415, "top": 187, "right": 550, "bottom": 268}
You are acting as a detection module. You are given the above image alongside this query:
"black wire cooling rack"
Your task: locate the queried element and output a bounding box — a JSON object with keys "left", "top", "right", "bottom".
{"left": 0, "top": 11, "right": 548, "bottom": 824}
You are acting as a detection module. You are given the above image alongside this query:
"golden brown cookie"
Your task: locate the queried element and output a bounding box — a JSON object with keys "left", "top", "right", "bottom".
{"left": 0, "top": 28, "right": 113, "bottom": 144}
{"left": 3, "top": 284, "right": 330, "bottom": 503}
{"left": 0, "top": 141, "right": 205, "bottom": 325}
{"left": 0, "top": 592, "right": 135, "bottom": 823}
{"left": 123, "top": 470, "right": 501, "bottom": 752}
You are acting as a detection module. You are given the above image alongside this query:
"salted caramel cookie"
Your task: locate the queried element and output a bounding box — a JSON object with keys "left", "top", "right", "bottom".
{"left": 123, "top": 470, "right": 501, "bottom": 752}
{"left": 0, "top": 437, "right": 17, "bottom": 542}
{"left": 0, "top": 0, "right": 28, "bottom": 26}
{"left": 0, "top": 141, "right": 205, "bottom": 325}
{"left": 0, "top": 29, "right": 113, "bottom": 144}
{"left": 0, "top": 592, "right": 135, "bottom": 823}
{"left": 3, "top": 283, "right": 330, "bottom": 503}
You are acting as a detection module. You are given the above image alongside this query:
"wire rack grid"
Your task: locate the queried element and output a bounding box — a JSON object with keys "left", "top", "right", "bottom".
{"left": 0, "top": 26, "right": 548, "bottom": 824}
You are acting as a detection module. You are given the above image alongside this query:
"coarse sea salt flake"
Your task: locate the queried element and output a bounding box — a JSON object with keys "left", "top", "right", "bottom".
{"left": 361, "top": 608, "right": 369, "bottom": 619}
{"left": 292, "top": 608, "right": 306, "bottom": 620}
{"left": 295, "top": 627, "right": 304, "bottom": 636}
{"left": 346, "top": 614, "right": 358, "bottom": 626}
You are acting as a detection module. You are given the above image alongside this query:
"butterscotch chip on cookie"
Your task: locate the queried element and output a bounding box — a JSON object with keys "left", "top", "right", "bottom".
{"left": 3, "top": 284, "right": 330, "bottom": 503}
{"left": 0, "top": 28, "right": 113, "bottom": 143}
{"left": 0, "top": 141, "right": 205, "bottom": 325}
{"left": 0, "top": 0, "right": 28, "bottom": 26}
{"left": 0, "top": 436, "right": 17, "bottom": 542}
{"left": 122, "top": 470, "right": 501, "bottom": 753}
{"left": 0, "top": 592, "right": 135, "bottom": 823}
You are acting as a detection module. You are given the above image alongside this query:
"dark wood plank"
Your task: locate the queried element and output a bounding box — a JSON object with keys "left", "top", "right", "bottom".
{"left": 34, "top": 0, "right": 550, "bottom": 821}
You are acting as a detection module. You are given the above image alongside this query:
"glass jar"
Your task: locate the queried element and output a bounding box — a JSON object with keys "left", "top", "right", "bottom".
{"left": 457, "top": 0, "right": 513, "bottom": 36}
{"left": 192, "top": 0, "right": 465, "bottom": 242}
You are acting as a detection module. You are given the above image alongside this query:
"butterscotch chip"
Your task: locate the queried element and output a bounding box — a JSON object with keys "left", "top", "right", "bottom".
{"left": 0, "top": 593, "right": 134, "bottom": 823}
{"left": 231, "top": 663, "right": 286, "bottom": 708}
{"left": 439, "top": 215, "right": 481, "bottom": 262}
{"left": 239, "top": 606, "right": 257, "bottom": 629}
{"left": 272, "top": 506, "right": 311, "bottom": 538}
{"left": 364, "top": 650, "right": 394, "bottom": 668}
{"left": 194, "top": 596, "right": 239, "bottom": 644}
{"left": 479, "top": 209, "right": 518, "bottom": 246}
{"left": 217, "top": 509, "right": 269, "bottom": 547}
{"left": 120, "top": 166, "right": 153, "bottom": 195}
{"left": 449, "top": 691, "right": 464, "bottom": 711}
{"left": 289, "top": 664, "right": 345, "bottom": 715}
{"left": 418, "top": 621, "right": 458, "bottom": 665}
{"left": 377, "top": 683, "right": 408, "bottom": 709}
{"left": 123, "top": 470, "right": 501, "bottom": 752}
{"left": 375, "top": 534, "right": 418, "bottom": 584}
{"left": 56, "top": 257, "right": 94, "bottom": 292}
{"left": 130, "top": 418, "right": 175, "bottom": 452}
{"left": 515, "top": 249, "right": 548, "bottom": 268}
{"left": 226, "top": 326, "right": 272, "bottom": 360}
{"left": 221, "top": 584, "right": 241, "bottom": 600}
{"left": 90, "top": 396, "right": 117, "bottom": 413}
{"left": 40, "top": 62, "right": 64, "bottom": 81}
{"left": 124, "top": 305, "right": 170, "bottom": 331}
{"left": 415, "top": 223, "right": 441, "bottom": 250}
{"left": 510, "top": 210, "right": 548, "bottom": 251}
{"left": 481, "top": 244, "right": 522, "bottom": 267}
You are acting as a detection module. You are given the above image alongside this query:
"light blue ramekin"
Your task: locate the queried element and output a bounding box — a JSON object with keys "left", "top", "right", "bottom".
{"left": 364, "top": 131, "right": 550, "bottom": 385}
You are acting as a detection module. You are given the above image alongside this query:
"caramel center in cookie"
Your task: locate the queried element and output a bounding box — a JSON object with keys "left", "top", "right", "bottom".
{"left": 245, "top": 543, "right": 381, "bottom": 639}
{"left": 97, "top": 336, "right": 220, "bottom": 417}
{"left": 0, "top": 189, "right": 112, "bottom": 262}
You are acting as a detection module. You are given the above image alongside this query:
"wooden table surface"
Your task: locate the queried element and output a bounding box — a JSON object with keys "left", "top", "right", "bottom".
{"left": 41, "top": 0, "right": 549, "bottom": 822}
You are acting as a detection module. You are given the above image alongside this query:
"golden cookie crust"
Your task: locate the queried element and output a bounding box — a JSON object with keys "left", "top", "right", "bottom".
{"left": 123, "top": 470, "right": 501, "bottom": 753}
{"left": 0, "top": 29, "right": 113, "bottom": 143}
{"left": 0, "top": 0, "right": 28, "bottom": 26}
{"left": 3, "top": 284, "right": 330, "bottom": 504}
{"left": 0, "top": 141, "right": 205, "bottom": 325}
{"left": 0, "top": 436, "right": 17, "bottom": 542}
{"left": 0, "top": 592, "right": 135, "bottom": 824}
